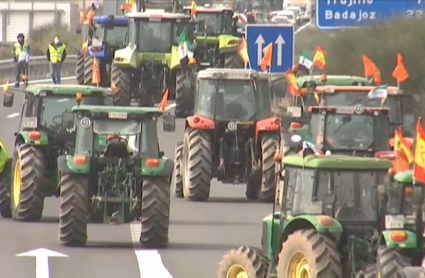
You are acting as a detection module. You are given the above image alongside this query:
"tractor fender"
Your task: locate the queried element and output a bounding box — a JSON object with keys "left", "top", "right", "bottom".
{"left": 141, "top": 157, "right": 174, "bottom": 177}
{"left": 280, "top": 215, "right": 344, "bottom": 244}
{"left": 58, "top": 155, "right": 91, "bottom": 174}
{"left": 57, "top": 155, "right": 72, "bottom": 173}
{"left": 113, "top": 46, "right": 138, "bottom": 68}
{"left": 186, "top": 115, "right": 215, "bottom": 130}
{"left": 379, "top": 230, "right": 418, "bottom": 249}
{"left": 217, "top": 35, "right": 240, "bottom": 53}
{"left": 162, "top": 158, "right": 174, "bottom": 177}
{"left": 16, "top": 131, "right": 49, "bottom": 146}
{"left": 255, "top": 117, "right": 280, "bottom": 142}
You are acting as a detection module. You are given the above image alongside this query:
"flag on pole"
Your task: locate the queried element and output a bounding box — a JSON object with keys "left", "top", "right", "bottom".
{"left": 392, "top": 53, "right": 408, "bottom": 82}
{"left": 312, "top": 47, "right": 325, "bottom": 69}
{"left": 157, "top": 89, "right": 169, "bottom": 111}
{"left": 413, "top": 118, "right": 425, "bottom": 184}
{"left": 394, "top": 128, "right": 414, "bottom": 163}
{"left": 178, "top": 29, "right": 192, "bottom": 65}
{"left": 191, "top": 1, "right": 197, "bottom": 15}
{"left": 367, "top": 85, "right": 388, "bottom": 103}
{"left": 285, "top": 69, "right": 300, "bottom": 96}
{"left": 260, "top": 43, "right": 272, "bottom": 71}
{"left": 237, "top": 37, "right": 248, "bottom": 66}
{"left": 298, "top": 51, "right": 313, "bottom": 71}
{"left": 3, "top": 78, "right": 9, "bottom": 93}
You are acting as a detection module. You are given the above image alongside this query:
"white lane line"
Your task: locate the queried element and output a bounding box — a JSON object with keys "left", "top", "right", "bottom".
{"left": 295, "top": 21, "right": 311, "bottom": 34}
{"left": 7, "top": 113, "right": 20, "bottom": 118}
{"left": 130, "top": 222, "right": 173, "bottom": 278}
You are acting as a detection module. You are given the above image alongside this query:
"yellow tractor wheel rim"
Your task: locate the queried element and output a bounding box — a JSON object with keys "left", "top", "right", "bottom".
{"left": 226, "top": 264, "right": 248, "bottom": 278}
{"left": 287, "top": 252, "right": 310, "bottom": 278}
{"left": 13, "top": 160, "right": 21, "bottom": 207}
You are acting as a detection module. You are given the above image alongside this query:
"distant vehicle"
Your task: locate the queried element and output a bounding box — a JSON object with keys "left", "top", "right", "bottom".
{"left": 286, "top": 1, "right": 312, "bottom": 22}
{"left": 285, "top": 6, "right": 302, "bottom": 24}
{"left": 271, "top": 16, "right": 290, "bottom": 25}
{"left": 274, "top": 10, "right": 296, "bottom": 25}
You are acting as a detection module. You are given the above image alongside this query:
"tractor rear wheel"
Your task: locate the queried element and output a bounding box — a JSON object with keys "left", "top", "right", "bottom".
{"left": 260, "top": 133, "right": 279, "bottom": 202}
{"left": 11, "top": 144, "right": 47, "bottom": 221}
{"left": 175, "top": 70, "right": 195, "bottom": 118}
{"left": 76, "top": 52, "right": 85, "bottom": 85}
{"left": 218, "top": 246, "right": 269, "bottom": 278}
{"left": 173, "top": 141, "right": 184, "bottom": 198}
{"left": 111, "top": 62, "right": 132, "bottom": 106}
{"left": 277, "top": 229, "right": 342, "bottom": 278}
{"left": 376, "top": 246, "right": 410, "bottom": 278}
{"left": 182, "top": 128, "right": 212, "bottom": 202}
{"left": 224, "top": 53, "right": 243, "bottom": 68}
{"left": 363, "top": 264, "right": 376, "bottom": 278}
{"left": 83, "top": 55, "right": 94, "bottom": 85}
{"left": 140, "top": 177, "right": 170, "bottom": 248}
{"left": 59, "top": 173, "right": 88, "bottom": 246}
{"left": 0, "top": 158, "right": 12, "bottom": 218}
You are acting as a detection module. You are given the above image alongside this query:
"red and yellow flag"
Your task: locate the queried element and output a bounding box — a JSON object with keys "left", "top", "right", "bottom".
{"left": 237, "top": 37, "right": 248, "bottom": 66}
{"left": 191, "top": 1, "right": 197, "bottom": 15}
{"left": 92, "top": 57, "right": 100, "bottom": 84}
{"left": 413, "top": 118, "right": 425, "bottom": 184}
{"left": 260, "top": 43, "right": 272, "bottom": 71}
{"left": 312, "top": 46, "right": 325, "bottom": 69}
{"left": 3, "top": 78, "right": 9, "bottom": 93}
{"left": 158, "top": 89, "right": 169, "bottom": 111}
{"left": 285, "top": 69, "right": 300, "bottom": 96}
{"left": 392, "top": 53, "right": 408, "bottom": 82}
{"left": 394, "top": 128, "right": 414, "bottom": 163}
{"left": 362, "top": 54, "right": 381, "bottom": 84}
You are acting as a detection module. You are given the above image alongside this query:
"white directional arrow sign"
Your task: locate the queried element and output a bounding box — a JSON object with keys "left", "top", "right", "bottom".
{"left": 275, "top": 34, "right": 285, "bottom": 66}
{"left": 16, "top": 248, "right": 68, "bottom": 278}
{"left": 255, "top": 34, "right": 265, "bottom": 65}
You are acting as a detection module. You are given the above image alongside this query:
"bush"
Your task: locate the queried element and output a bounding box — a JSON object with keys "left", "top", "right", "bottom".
{"left": 0, "top": 23, "right": 81, "bottom": 59}
{"left": 295, "top": 18, "right": 425, "bottom": 118}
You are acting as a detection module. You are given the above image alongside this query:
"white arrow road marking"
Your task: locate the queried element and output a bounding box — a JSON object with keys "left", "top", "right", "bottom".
{"left": 16, "top": 248, "right": 68, "bottom": 278}
{"left": 255, "top": 34, "right": 265, "bottom": 65}
{"left": 275, "top": 34, "right": 285, "bottom": 66}
{"left": 130, "top": 223, "right": 173, "bottom": 278}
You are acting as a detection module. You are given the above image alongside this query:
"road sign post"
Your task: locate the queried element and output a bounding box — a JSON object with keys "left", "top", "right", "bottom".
{"left": 245, "top": 24, "right": 294, "bottom": 73}
{"left": 316, "top": 0, "right": 425, "bottom": 29}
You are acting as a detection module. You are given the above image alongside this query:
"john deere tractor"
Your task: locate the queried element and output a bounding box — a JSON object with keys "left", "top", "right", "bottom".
{"left": 76, "top": 15, "right": 129, "bottom": 87}
{"left": 111, "top": 0, "right": 197, "bottom": 108}
{"left": 57, "top": 105, "right": 175, "bottom": 247}
{"left": 0, "top": 85, "right": 110, "bottom": 221}
{"left": 183, "top": 4, "right": 244, "bottom": 70}
{"left": 217, "top": 153, "right": 424, "bottom": 277}
{"left": 173, "top": 68, "right": 280, "bottom": 202}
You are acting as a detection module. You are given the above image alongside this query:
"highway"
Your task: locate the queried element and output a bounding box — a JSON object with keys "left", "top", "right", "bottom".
{"left": 0, "top": 77, "right": 271, "bottom": 278}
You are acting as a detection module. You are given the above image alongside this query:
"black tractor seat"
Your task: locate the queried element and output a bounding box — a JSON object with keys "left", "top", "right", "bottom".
{"left": 103, "top": 140, "right": 130, "bottom": 158}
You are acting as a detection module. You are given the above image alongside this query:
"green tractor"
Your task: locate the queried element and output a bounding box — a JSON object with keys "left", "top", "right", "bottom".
{"left": 57, "top": 105, "right": 176, "bottom": 247}
{"left": 0, "top": 85, "right": 110, "bottom": 221}
{"left": 111, "top": 0, "right": 197, "bottom": 109}
{"left": 182, "top": 5, "right": 244, "bottom": 70}
{"left": 217, "top": 153, "right": 424, "bottom": 277}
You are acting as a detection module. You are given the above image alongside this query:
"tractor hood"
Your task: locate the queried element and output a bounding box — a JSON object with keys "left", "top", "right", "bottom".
{"left": 195, "top": 34, "right": 240, "bottom": 52}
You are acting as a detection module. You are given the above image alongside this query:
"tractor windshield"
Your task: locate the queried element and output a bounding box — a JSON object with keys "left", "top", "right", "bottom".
{"left": 195, "top": 78, "right": 271, "bottom": 121}
{"left": 322, "top": 91, "right": 402, "bottom": 124}
{"left": 196, "top": 12, "right": 224, "bottom": 34}
{"left": 93, "top": 119, "right": 141, "bottom": 135}
{"left": 104, "top": 25, "right": 128, "bottom": 46}
{"left": 137, "top": 20, "right": 176, "bottom": 53}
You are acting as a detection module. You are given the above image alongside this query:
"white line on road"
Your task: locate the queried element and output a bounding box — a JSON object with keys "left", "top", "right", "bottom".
{"left": 7, "top": 113, "right": 20, "bottom": 118}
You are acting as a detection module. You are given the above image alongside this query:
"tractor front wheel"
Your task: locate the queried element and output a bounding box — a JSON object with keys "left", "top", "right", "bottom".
{"left": 217, "top": 246, "right": 269, "bottom": 278}
{"left": 173, "top": 141, "right": 184, "bottom": 198}
{"left": 140, "top": 177, "right": 170, "bottom": 248}
{"left": 182, "top": 128, "right": 212, "bottom": 202}
{"left": 59, "top": 173, "right": 88, "bottom": 246}
{"left": 260, "top": 133, "right": 280, "bottom": 202}
{"left": 224, "top": 52, "right": 243, "bottom": 68}
{"left": 376, "top": 246, "right": 410, "bottom": 278}
{"left": 83, "top": 55, "right": 94, "bottom": 85}
{"left": 76, "top": 52, "right": 85, "bottom": 85}
{"left": 111, "top": 63, "right": 132, "bottom": 106}
{"left": 0, "top": 158, "right": 12, "bottom": 218}
{"left": 175, "top": 69, "right": 195, "bottom": 118}
{"left": 277, "top": 229, "right": 342, "bottom": 278}
{"left": 11, "top": 144, "right": 47, "bottom": 221}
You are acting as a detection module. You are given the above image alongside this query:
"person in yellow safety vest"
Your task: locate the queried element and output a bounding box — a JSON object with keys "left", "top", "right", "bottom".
{"left": 46, "top": 35, "right": 67, "bottom": 84}
{"left": 12, "top": 32, "right": 31, "bottom": 88}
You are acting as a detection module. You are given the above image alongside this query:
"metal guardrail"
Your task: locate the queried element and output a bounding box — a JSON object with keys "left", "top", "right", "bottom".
{"left": 0, "top": 55, "right": 77, "bottom": 82}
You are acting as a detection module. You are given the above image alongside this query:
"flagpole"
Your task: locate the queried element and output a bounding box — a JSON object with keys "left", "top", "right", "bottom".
{"left": 397, "top": 80, "right": 400, "bottom": 90}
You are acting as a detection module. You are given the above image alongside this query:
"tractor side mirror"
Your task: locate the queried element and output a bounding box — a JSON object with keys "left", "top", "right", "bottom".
{"left": 3, "top": 92, "right": 14, "bottom": 107}
{"left": 61, "top": 112, "right": 74, "bottom": 128}
{"left": 163, "top": 114, "right": 175, "bottom": 132}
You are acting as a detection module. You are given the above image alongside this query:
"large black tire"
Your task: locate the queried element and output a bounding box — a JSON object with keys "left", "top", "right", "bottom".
{"left": 59, "top": 173, "right": 88, "bottom": 246}
{"left": 83, "top": 55, "right": 93, "bottom": 85}
{"left": 363, "top": 264, "right": 376, "bottom": 278}
{"left": 0, "top": 158, "right": 12, "bottom": 218}
{"left": 260, "top": 133, "right": 280, "bottom": 202}
{"left": 376, "top": 246, "right": 410, "bottom": 278}
{"left": 217, "top": 246, "right": 269, "bottom": 278}
{"left": 76, "top": 52, "right": 85, "bottom": 85}
{"left": 182, "top": 128, "right": 212, "bottom": 202}
{"left": 140, "top": 177, "right": 170, "bottom": 248}
{"left": 173, "top": 141, "right": 184, "bottom": 198}
{"left": 11, "top": 145, "right": 47, "bottom": 221}
{"left": 175, "top": 70, "right": 194, "bottom": 118}
{"left": 111, "top": 62, "right": 132, "bottom": 106}
{"left": 277, "top": 229, "right": 342, "bottom": 278}
{"left": 224, "top": 52, "right": 243, "bottom": 68}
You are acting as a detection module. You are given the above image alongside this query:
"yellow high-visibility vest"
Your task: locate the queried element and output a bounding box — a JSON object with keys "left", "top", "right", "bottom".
{"left": 14, "top": 41, "right": 29, "bottom": 56}
{"left": 48, "top": 44, "right": 66, "bottom": 63}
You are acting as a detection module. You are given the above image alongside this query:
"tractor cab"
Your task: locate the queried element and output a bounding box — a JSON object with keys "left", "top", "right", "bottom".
{"left": 88, "top": 16, "right": 129, "bottom": 55}
{"left": 307, "top": 105, "right": 390, "bottom": 156}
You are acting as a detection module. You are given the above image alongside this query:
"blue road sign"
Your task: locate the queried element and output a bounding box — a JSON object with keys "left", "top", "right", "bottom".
{"left": 317, "top": 0, "right": 425, "bottom": 29}
{"left": 245, "top": 24, "right": 294, "bottom": 73}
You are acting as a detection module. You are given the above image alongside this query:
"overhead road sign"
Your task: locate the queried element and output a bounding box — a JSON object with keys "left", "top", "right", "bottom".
{"left": 245, "top": 24, "right": 294, "bottom": 73}
{"left": 316, "top": 0, "right": 425, "bottom": 29}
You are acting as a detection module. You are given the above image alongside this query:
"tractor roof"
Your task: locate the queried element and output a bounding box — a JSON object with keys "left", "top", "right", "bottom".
{"left": 183, "top": 6, "right": 232, "bottom": 12}
{"left": 315, "top": 85, "right": 401, "bottom": 95}
{"left": 93, "top": 15, "right": 128, "bottom": 25}
{"left": 197, "top": 68, "right": 269, "bottom": 80}
{"left": 282, "top": 154, "right": 392, "bottom": 170}
{"left": 72, "top": 105, "right": 164, "bottom": 117}
{"left": 25, "top": 85, "right": 108, "bottom": 97}
{"left": 394, "top": 170, "right": 413, "bottom": 183}
{"left": 128, "top": 11, "right": 189, "bottom": 19}
{"left": 297, "top": 75, "right": 369, "bottom": 87}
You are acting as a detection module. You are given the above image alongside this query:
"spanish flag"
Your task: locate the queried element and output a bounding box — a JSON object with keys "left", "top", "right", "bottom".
{"left": 312, "top": 46, "right": 325, "bottom": 69}
{"left": 394, "top": 128, "right": 414, "bottom": 163}
{"left": 237, "top": 37, "right": 248, "bottom": 66}
{"left": 285, "top": 69, "right": 300, "bottom": 96}
{"left": 190, "top": 1, "right": 197, "bottom": 15}
{"left": 413, "top": 118, "right": 425, "bottom": 184}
